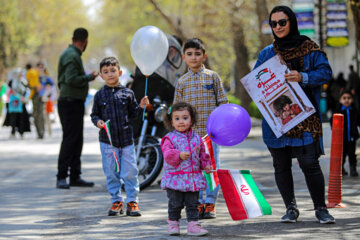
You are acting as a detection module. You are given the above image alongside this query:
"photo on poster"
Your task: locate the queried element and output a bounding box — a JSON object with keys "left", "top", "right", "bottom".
{"left": 240, "top": 55, "right": 316, "bottom": 137}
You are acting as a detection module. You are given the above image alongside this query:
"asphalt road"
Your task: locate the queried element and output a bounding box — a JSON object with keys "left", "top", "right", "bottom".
{"left": 0, "top": 115, "right": 359, "bottom": 239}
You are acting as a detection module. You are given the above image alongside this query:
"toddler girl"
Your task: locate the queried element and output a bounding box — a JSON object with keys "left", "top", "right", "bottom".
{"left": 161, "top": 102, "right": 212, "bottom": 236}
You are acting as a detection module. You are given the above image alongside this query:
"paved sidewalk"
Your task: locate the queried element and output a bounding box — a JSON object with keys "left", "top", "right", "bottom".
{"left": 0, "top": 115, "right": 359, "bottom": 239}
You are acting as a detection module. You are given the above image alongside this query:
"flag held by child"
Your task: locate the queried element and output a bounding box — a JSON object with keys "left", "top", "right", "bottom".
{"left": 202, "top": 135, "right": 219, "bottom": 192}
{"left": 103, "top": 120, "right": 120, "bottom": 172}
{"left": 217, "top": 169, "right": 271, "bottom": 220}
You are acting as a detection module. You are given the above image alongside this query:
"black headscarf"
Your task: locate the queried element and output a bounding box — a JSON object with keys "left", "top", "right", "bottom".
{"left": 269, "top": 5, "right": 310, "bottom": 51}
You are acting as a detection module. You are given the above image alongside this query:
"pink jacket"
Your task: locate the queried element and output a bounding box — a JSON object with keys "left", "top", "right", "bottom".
{"left": 160, "top": 129, "right": 211, "bottom": 192}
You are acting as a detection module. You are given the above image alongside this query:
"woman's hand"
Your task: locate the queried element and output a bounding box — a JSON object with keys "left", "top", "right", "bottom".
{"left": 179, "top": 151, "right": 190, "bottom": 160}
{"left": 204, "top": 165, "right": 212, "bottom": 174}
{"left": 284, "top": 70, "right": 302, "bottom": 82}
{"left": 97, "top": 120, "right": 105, "bottom": 129}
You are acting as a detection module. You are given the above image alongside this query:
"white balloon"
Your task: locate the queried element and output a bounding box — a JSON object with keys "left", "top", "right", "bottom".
{"left": 130, "top": 26, "right": 169, "bottom": 76}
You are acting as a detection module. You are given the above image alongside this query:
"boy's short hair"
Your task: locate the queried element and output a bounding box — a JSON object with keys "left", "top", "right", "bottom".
{"left": 163, "top": 102, "right": 197, "bottom": 131}
{"left": 72, "top": 28, "right": 88, "bottom": 42}
{"left": 183, "top": 38, "right": 206, "bottom": 54}
{"left": 99, "top": 57, "right": 120, "bottom": 72}
{"left": 339, "top": 90, "right": 353, "bottom": 99}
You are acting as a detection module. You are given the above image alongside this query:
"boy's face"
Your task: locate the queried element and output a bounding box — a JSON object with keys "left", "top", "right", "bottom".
{"left": 339, "top": 93, "right": 353, "bottom": 107}
{"left": 182, "top": 48, "right": 207, "bottom": 72}
{"left": 100, "top": 64, "right": 122, "bottom": 87}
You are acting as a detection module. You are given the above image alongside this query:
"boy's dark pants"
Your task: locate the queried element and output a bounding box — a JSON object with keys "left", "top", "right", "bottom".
{"left": 167, "top": 189, "right": 199, "bottom": 222}
{"left": 343, "top": 140, "right": 357, "bottom": 168}
{"left": 57, "top": 98, "right": 84, "bottom": 180}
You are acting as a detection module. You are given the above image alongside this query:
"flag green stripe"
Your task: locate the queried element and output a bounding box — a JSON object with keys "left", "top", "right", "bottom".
{"left": 242, "top": 172, "right": 272, "bottom": 215}
{"left": 204, "top": 173, "right": 213, "bottom": 191}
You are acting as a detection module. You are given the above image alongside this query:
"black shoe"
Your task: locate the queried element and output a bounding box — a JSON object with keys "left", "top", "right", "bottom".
{"left": 56, "top": 179, "right": 70, "bottom": 189}
{"left": 281, "top": 206, "right": 299, "bottom": 223}
{"left": 69, "top": 178, "right": 94, "bottom": 187}
{"left": 315, "top": 207, "right": 335, "bottom": 224}
{"left": 342, "top": 168, "right": 348, "bottom": 176}
{"left": 350, "top": 166, "right": 358, "bottom": 177}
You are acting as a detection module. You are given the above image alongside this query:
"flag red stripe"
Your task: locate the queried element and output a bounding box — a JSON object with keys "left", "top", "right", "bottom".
{"left": 204, "top": 136, "right": 219, "bottom": 185}
{"left": 218, "top": 169, "right": 248, "bottom": 220}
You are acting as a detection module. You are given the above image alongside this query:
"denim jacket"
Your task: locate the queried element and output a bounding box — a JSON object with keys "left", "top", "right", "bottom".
{"left": 91, "top": 85, "right": 141, "bottom": 148}
{"left": 254, "top": 44, "right": 332, "bottom": 149}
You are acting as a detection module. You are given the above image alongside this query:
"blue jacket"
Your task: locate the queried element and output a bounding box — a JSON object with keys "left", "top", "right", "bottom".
{"left": 254, "top": 44, "right": 332, "bottom": 149}
{"left": 91, "top": 84, "right": 141, "bottom": 148}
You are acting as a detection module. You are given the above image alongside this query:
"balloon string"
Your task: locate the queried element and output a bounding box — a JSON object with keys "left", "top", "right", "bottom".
{"left": 142, "top": 76, "right": 148, "bottom": 121}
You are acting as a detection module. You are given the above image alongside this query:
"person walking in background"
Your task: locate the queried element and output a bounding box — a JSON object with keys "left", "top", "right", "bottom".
{"left": 37, "top": 62, "right": 56, "bottom": 137}
{"left": 56, "top": 27, "right": 98, "bottom": 189}
{"left": 26, "top": 63, "right": 45, "bottom": 139}
{"left": 346, "top": 65, "right": 360, "bottom": 108}
{"left": 2, "top": 68, "right": 31, "bottom": 138}
{"left": 174, "top": 38, "right": 228, "bottom": 219}
{"left": 161, "top": 102, "right": 211, "bottom": 236}
{"left": 254, "top": 5, "right": 335, "bottom": 224}
{"left": 332, "top": 90, "right": 359, "bottom": 177}
{"left": 91, "top": 57, "right": 149, "bottom": 217}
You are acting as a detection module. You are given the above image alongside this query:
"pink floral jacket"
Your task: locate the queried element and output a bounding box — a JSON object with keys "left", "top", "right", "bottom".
{"left": 160, "top": 129, "right": 211, "bottom": 192}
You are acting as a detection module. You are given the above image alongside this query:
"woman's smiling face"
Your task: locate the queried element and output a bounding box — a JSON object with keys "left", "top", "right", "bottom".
{"left": 271, "top": 11, "right": 290, "bottom": 39}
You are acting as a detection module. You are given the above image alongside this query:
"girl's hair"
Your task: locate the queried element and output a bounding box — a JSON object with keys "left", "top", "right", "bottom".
{"left": 273, "top": 95, "right": 292, "bottom": 112}
{"left": 163, "top": 102, "right": 197, "bottom": 131}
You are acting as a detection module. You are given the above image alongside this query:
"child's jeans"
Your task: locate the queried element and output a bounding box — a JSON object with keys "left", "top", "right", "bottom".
{"left": 100, "top": 142, "right": 139, "bottom": 204}
{"left": 167, "top": 189, "right": 199, "bottom": 222}
{"left": 199, "top": 141, "right": 220, "bottom": 204}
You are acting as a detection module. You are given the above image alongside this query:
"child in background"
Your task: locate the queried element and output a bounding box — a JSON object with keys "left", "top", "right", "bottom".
{"left": 332, "top": 90, "right": 360, "bottom": 177}
{"left": 91, "top": 57, "right": 149, "bottom": 216}
{"left": 174, "top": 38, "right": 228, "bottom": 219}
{"left": 161, "top": 102, "right": 212, "bottom": 236}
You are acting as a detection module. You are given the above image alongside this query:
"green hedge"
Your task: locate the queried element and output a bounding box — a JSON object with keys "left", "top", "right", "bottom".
{"left": 226, "top": 94, "right": 262, "bottom": 119}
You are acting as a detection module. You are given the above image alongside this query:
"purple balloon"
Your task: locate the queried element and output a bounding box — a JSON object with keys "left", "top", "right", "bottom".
{"left": 206, "top": 104, "right": 251, "bottom": 146}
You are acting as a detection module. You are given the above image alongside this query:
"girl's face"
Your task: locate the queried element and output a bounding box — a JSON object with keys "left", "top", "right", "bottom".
{"left": 339, "top": 93, "right": 353, "bottom": 107}
{"left": 270, "top": 11, "right": 290, "bottom": 39}
{"left": 171, "top": 109, "right": 192, "bottom": 132}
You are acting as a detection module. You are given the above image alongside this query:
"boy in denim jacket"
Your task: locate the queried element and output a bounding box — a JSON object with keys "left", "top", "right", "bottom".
{"left": 91, "top": 57, "right": 149, "bottom": 216}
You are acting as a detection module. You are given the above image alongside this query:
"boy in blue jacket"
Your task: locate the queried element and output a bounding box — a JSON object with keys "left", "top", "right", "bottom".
{"left": 91, "top": 57, "right": 149, "bottom": 216}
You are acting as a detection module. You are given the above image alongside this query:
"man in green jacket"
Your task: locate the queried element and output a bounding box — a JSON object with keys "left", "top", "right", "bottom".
{"left": 56, "top": 28, "right": 98, "bottom": 189}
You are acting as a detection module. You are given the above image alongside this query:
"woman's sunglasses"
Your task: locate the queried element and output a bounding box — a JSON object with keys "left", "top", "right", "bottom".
{"left": 269, "top": 19, "right": 289, "bottom": 28}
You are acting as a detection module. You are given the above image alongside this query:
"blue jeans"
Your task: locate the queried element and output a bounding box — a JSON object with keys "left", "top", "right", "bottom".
{"left": 100, "top": 142, "right": 139, "bottom": 204}
{"left": 199, "top": 141, "right": 220, "bottom": 204}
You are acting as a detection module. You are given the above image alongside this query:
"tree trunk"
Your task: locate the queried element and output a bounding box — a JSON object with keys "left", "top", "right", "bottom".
{"left": 230, "top": 7, "right": 252, "bottom": 111}
{"left": 255, "top": 0, "right": 272, "bottom": 49}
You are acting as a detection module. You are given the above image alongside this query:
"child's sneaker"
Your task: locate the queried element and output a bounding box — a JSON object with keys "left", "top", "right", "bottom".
{"left": 126, "top": 201, "right": 141, "bottom": 216}
{"left": 198, "top": 204, "right": 206, "bottom": 219}
{"left": 108, "top": 201, "right": 124, "bottom": 216}
{"left": 315, "top": 207, "right": 335, "bottom": 224}
{"left": 187, "top": 221, "right": 208, "bottom": 236}
{"left": 203, "top": 203, "right": 216, "bottom": 219}
{"left": 167, "top": 220, "right": 180, "bottom": 236}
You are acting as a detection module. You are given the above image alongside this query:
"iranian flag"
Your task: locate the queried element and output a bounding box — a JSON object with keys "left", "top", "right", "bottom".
{"left": 103, "top": 120, "right": 120, "bottom": 172}
{"left": 217, "top": 169, "right": 271, "bottom": 220}
{"left": 202, "top": 135, "right": 219, "bottom": 192}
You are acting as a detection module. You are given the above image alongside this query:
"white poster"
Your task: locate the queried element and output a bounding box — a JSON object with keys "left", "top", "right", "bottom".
{"left": 240, "top": 55, "right": 316, "bottom": 138}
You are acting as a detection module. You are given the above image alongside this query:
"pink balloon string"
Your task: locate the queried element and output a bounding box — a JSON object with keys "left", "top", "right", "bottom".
{"left": 190, "top": 134, "right": 209, "bottom": 154}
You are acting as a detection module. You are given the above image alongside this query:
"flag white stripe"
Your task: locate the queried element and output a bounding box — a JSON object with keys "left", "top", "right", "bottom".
{"left": 231, "top": 170, "right": 263, "bottom": 218}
